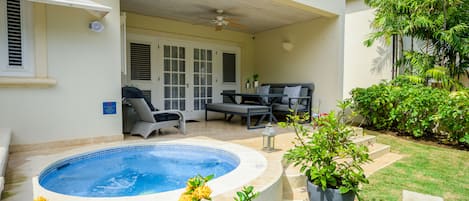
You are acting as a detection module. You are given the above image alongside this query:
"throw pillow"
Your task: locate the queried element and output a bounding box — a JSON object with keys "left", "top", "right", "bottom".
{"left": 282, "top": 85, "right": 301, "bottom": 104}
{"left": 257, "top": 85, "right": 270, "bottom": 103}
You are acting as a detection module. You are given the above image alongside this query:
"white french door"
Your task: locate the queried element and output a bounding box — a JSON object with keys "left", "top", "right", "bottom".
{"left": 125, "top": 33, "right": 240, "bottom": 120}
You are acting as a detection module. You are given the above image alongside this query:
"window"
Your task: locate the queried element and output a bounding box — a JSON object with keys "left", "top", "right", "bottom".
{"left": 223, "top": 53, "right": 236, "bottom": 83}
{"left": 0, "top": 0, "right": 34, "bottom": 77}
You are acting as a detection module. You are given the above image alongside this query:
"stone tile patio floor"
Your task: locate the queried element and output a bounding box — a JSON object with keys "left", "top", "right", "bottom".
{"left": 2, "top": 119, "right": 402, "bottom": 201}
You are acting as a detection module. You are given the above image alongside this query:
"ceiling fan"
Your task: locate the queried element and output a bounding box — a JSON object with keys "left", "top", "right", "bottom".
{"left": 210, "top": 9, "right": 245, "bottom": 31}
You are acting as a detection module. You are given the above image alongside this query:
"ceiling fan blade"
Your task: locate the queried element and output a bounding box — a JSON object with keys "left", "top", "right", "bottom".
{"left": 227, "top": 21, "right": 247, "bottom": 30}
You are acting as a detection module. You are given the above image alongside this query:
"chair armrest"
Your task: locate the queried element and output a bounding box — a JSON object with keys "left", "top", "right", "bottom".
{"left": 151, "top": 110, "right": 185, "bottom": 121}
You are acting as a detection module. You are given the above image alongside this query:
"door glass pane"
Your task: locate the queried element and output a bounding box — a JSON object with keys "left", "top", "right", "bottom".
{"left": 164, "top": 73, "right": 170, "bottom": 85}
{"left": 194, "top": 62, "right": 199, "bottom": 72}
{"left": 171, "top": 46, "right": 178, "bottom": 58}
{"left": 180, "top": 87, "right": 185, "bottom": 98}
{"left": 179, "top": 74, "right": 185, "bottom": 85}
{"left": 172, "top": 87, "right": 178, "bottom": 98}
{"left": 207, "top": 50, "right": 212, "bottom": 61}
{"left": 207, "top": 87, "right": 212, "bottom": 97}
{"left": 207, "top": 62, "right": 212, "bottom": 73}
{"left": 164, "top": 87, "right": 170, "bottom": 98}
{"left": 194, "top": 99, "right": 199, "bottom": 110}
{"left": 201, "top": 62, "right": 206, "bottom": 73}
{"left": 194, "top": 49, "right": 199, "bottom": 59}
{"left": 172, "top": 74, "right": 178, "bottom": 85}
{"left": 179, "top": 47, "right": 185, "bottom": 58}
{"left": 201, "top": 49, "right": 206, "bottom": 60}
{"left": 172, "top": 60, "right": 178, "bottom": 72}
{"left": 207, "top": 75, "right": 212, "bottom": 85}
{"left": 164, "top": 59, "right": 170, "bottom": 71}
{"left": 201, "top": 87, "right": 206, "bottom": 97}
{"left": 164, "top": 46, "right": 170, "bottom": 57}
{"left": 194, "top": 87, "right": 199, "bottom": 98}
{"left": 194, "top": 74, "right": 199, "bottom": 85}
{"left": 164, "top": 100, "right": 170, "bottom": 110}
{"left": 180, "top": 100, "right": 185, "bottom": 111}
{"left": 201, "top": 75, "right": 206, "bottom": 85}
{"left": 179, "top": 61, "right": 185, "bottom": 72}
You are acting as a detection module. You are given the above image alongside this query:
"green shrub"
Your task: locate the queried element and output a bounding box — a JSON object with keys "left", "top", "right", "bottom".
{"left": 351, "top": 80, "right": 468, "bottom": 145}
{"left": 390, "top": 86, "right": 448, "bottom": 137}
{"left": 433, "top": 90, "right": 469, "bottom": 144}
{"left": 351, "top": 83, "right": 395, "bottom": 130}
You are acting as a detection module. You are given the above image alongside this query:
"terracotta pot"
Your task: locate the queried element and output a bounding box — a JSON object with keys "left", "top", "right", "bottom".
{"left": 307, "top": 180, "right": 355, "bottom": 201}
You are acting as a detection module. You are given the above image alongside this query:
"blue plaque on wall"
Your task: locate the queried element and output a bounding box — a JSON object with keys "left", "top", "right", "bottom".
{"left": 103, "top": 101, "right": 117, "bottom": 115}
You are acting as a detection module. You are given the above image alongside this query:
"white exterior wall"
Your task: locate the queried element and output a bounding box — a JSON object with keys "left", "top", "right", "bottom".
{"left": 342, "top": 0, "right": 392, "bottom": 98}
{"left": 254, "top": 15, "right": 346, "bottom": 112}
{"left": 0, "top": 0, "right": 122, "bottom": 145}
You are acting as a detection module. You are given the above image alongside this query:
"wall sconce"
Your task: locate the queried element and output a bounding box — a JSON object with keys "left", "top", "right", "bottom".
{"left": 282, "top": 41, "right": 294, "bottom": 52}
{"left": 262, "top": 123, "right": 277, "bottom": 152}
{"left": 89, "top": 21, "right": 104, "bottom": 32}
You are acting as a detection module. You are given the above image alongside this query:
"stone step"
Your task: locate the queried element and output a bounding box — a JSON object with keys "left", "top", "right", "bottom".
{"left": 350, "top": 135, "right": 376, "bottom": 147}
{"left": 351, "top": 126, "right": 364, "bottom": 137}
{"left": 368, "top": 143, "right": 391, "bottom": 160}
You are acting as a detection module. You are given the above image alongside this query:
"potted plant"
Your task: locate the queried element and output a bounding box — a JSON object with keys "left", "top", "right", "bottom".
{"left": 252, "top": 74, "right": 259, "bottom": 88}
{"left": 279, "top": 101, "right": 370, "bottom": 201}
{"left": 245, "top": 77, "right": 251, "bottom": 89}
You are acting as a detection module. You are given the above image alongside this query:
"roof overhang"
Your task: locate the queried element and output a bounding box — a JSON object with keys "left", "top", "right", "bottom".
{"left": 26, "top": 0, "right": 111, "bottom": 18}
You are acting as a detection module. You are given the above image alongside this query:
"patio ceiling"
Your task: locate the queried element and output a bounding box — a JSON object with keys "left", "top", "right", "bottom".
{"left": 120, "top": 0, "right": 322, "bottom": 33}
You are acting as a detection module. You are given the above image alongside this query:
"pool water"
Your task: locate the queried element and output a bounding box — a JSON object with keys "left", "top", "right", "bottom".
{"left": 39, "top": 144, "right": 240, "bottom": 197}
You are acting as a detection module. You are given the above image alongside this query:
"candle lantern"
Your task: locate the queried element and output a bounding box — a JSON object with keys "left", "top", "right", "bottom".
{"left": 262, "top": 123, "right": 276, "bottom": 152}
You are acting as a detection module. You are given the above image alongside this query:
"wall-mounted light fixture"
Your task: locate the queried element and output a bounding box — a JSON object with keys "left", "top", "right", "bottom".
{"left": 89, "top": 21, "right": 104, "bottom": 32}
{"left": 282, "top": 41, "right": 294, "bottom": 52}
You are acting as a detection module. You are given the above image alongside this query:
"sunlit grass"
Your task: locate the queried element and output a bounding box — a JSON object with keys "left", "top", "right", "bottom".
{"left": 362, "top": 131, "right": 469, "bottom": 201}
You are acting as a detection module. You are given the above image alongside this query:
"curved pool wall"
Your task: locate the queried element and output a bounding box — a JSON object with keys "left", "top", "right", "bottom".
{"left": 38, "top": 145, "right": 240, "bottom": 197}
{"left": 32, "top": 139, "right": 268, "bottom": 201}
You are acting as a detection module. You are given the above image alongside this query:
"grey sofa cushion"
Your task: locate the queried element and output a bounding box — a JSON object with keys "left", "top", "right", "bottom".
{"left": 206, "top": 103, "right": 270, "bottom": 114}
{"left": 272, "top": 103, "right": 306, "bottom": 112}
{"left": 281, "top": 85, "right": 301, "bottom": 104}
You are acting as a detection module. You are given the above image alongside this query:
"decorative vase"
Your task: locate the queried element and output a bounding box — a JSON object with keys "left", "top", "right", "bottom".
{"left": 253, "top": 80, "right": 259, "bottom": 88}
{"left": 246, "top": 82, "right": 251, "bottom": 89}
{"left": 307, "top": 180, "right": 355, "bottom": 201}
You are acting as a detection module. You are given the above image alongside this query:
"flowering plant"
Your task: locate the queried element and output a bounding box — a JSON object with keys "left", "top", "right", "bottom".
{"left": 179, "top": 174, "right": 214, "bottom": 201}
{"left": 34, "top": 196, "right": 47, "bottom": 201}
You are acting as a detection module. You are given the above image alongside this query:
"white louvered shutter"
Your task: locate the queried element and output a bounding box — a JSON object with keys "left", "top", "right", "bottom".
{"left": 130, "top": 43, "right": 151, "bottom": 80}
{"left": 1, "top": 0, "right": 34, "bottom": 76}
{"left": 6, "top": 0, "right": 22, "bottom": 68}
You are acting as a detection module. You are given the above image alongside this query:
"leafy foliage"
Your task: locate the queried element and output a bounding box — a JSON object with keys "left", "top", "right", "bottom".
{"left": 390, "top": 85, "right": 448, "bottom": 137}
{"left": 351, "top": 80, "right": 469, "bottom": 145}
{"left": 233, "top": 186, "right": 259, "bottom": 201}
{"left": 279, "top": 101, "right": 370, "bottom": 201}
{"left": 433, "top": 90, "right": 469, "bottom": 142}
{"left": 365, "top": 0, "right": 469, "bottom": 85}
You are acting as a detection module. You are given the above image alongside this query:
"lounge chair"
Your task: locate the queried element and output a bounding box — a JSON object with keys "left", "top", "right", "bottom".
{"left": 122, "top": 87, "right": 185, "bottom": 138}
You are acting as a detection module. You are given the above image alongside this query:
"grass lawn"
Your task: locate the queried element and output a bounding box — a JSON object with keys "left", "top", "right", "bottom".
{"left": 362, "top": 131, "right": 469, "bottom": 201}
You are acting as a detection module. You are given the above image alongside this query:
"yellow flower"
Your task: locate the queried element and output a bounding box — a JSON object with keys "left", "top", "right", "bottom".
{"left": 34, "top": 196, "right": 48, "bottom": 201}
{"left": 193, "top": 185, "right": 212, "bottom": 200}
{"left": 178, "top": 193, "right": 193, "bottom": 201}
